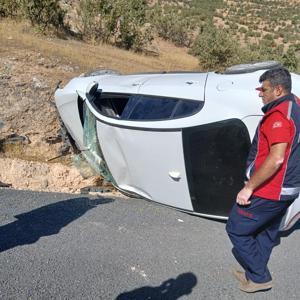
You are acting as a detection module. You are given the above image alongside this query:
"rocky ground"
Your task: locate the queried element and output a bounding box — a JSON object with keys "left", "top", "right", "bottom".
{"left": 0, "top": 44, "right": 115, "bottom": 194}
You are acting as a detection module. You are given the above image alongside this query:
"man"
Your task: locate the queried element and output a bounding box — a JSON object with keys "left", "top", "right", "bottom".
{"left": 226, "top": 67, "right": 300, "bottom": 293}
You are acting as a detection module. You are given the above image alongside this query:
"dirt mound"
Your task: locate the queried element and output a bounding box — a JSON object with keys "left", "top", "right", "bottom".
{"left": 0, "top": 45, "right": 78, "bottom": 161}
{"left": 0, "top": 157, "right": 104, "bottom": 193}
{"left": 0, "top": 44, "right": 95, "bottom": 193}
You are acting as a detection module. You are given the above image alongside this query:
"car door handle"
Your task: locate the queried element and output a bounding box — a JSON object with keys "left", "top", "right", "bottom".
{"left": 169, "top": 171, "right": 181, "bottom": 181}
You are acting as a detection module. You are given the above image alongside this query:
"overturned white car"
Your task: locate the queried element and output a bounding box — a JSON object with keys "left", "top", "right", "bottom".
{"left": 55, "top": 61, "right": 300, "bottom": 230}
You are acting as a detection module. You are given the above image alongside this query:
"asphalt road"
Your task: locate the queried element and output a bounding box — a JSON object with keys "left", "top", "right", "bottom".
{"left": 0, "top": 189, "right": 300, "bottom": 299}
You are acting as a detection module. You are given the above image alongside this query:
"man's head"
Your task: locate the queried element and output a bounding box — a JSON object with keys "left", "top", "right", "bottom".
{"left": 257, "top": 67, "right": 292, "bottom": 105}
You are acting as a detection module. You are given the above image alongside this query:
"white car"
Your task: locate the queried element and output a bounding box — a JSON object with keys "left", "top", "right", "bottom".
{"left": 55, "top": 61, "right": 300, "bottom": 230}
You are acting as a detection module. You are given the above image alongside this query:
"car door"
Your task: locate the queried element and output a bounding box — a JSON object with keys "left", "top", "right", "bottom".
{"left": 84, "top": 74, "right": 207, "bottom": 211}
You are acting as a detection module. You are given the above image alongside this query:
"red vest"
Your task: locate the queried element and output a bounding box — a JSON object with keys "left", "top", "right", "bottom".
{"left": 246, "top": 94, "right": 300, "bottom": 201}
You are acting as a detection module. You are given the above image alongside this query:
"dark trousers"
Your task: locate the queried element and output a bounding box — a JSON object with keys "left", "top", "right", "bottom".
{"left": 226, "top": 197, "right": 293, "bottom": 283}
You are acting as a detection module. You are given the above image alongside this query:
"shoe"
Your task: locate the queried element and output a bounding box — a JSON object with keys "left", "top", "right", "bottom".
{"left": 239, "top": 279, "right": 273, "bottom": 293}
{"left": 232, "top": 269, "right": 247, "bottom": 284}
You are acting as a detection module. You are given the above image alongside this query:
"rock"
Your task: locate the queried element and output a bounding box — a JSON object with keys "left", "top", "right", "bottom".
{"left": 32, "top": 77, "right": 48, "bottom": 90}
{"left": 37, "top": 58, "right": 45, "bottom": 65}
{"left": 40, "top": 178, "right": 49, "bottom": 189}
{"left": 45, "top": 63, "right": 57, "bottom": 68}
{"left": 0, "top": 75, "right": 11, "bottom": 80}
{"left": 65, "top": 65, "right": 74, "bottom": 72}
{"left": 15, "top": 82, "right": 27, "bottom": 87}
{"left": 0, "top": 181, "right": 12, "bottom": 188}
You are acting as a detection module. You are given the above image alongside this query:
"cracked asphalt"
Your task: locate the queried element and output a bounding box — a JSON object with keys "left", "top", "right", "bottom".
{"left": 0, "top": 188, "right": 300, "bottom": 299}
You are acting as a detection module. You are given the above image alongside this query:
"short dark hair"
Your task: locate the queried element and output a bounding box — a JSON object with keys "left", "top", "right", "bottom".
{"left": 259, "top": 67, "right": 292, "bottom": 93}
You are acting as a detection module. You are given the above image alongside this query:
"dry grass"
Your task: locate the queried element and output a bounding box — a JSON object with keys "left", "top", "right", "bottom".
{"left": 0, "top": 19, "right": 199, "bottom": 74}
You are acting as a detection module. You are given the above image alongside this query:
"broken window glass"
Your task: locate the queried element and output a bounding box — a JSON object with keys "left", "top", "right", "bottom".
{"left": 73, "top": 102, "right": 115, "bottom": 184}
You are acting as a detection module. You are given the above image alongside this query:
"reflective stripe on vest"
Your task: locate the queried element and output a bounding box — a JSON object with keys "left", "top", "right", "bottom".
{"left": 281, "top": 187, "right": 300, "bottom": 195}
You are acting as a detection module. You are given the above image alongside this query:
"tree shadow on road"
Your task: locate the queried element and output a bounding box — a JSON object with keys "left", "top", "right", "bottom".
{"left": 115, "top": 272, "right": 197, "bottom": 300}
{"left": 0, "top": 197, "right": 113, "bottom": 252}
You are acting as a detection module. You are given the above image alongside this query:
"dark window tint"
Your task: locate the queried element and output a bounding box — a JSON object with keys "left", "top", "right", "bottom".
{"left": 119, "top": 96, "right": 138, "bottom": 119}
{"left": 173, "top": 100, "right": 202, "bottom": 118}
{"left": 122, "top": 95, "right": 203, "bottom": 121}
{"left": 89, "top": 92, "right": 203, "bottom": 121}
{"left": 126, "top": 96, "right": 178, "bottom": 120}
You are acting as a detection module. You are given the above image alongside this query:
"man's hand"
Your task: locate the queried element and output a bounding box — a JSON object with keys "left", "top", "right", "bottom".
{"left": 236, "top": 186, "right": 253, "bottom": 205}
{"left": 235, "top": 142, "right": 288, "bottom": 206}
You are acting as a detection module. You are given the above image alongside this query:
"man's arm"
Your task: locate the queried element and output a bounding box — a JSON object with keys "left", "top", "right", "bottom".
{"left": 237, "top": 142, "right": 288, "bottom": 205}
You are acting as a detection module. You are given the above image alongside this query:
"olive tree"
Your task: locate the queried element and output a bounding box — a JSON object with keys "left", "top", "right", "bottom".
{"left": 190, "top": 25, "right": 242, "bottom": 70}
{"left": 79, "top": 0, "right": 153, "bottom": 51}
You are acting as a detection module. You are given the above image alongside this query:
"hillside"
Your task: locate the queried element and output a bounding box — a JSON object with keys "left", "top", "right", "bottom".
{"left": 215, "top": 0, "right": 300, "bottom": 51}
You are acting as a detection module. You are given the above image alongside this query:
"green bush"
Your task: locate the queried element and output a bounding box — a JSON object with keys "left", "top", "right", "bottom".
{"left": 79, "top": 0, "right": 104, "bottom": 40}
{"left": 21, "top": 0, "right": 65, "bottom": 32}
{"left": 189, "top": 23, "right": 299, "bottom": 73}
{"left": 282, "top": 46, "right": 298, "bottom": 72}
{"left": 283, "top": 37, "right": 289, "bottom": 44}
{"left": 294, "top": 43, "right": 300, "bottom": 51}
{"left": 0, "top": 0, "right": 66, "bottom": 33}
{"left": 78, "top": 0, "right": 153, "bottom": 51}
{"left": 263, "top": 33, "right": 273, "bottom": 40}
{"left": 230, "top": 23, "right": 238, "bottom": 30}
{"left": 151, "top": 5, "right": 193, "bottom": 47}
{"left": 190, "top": 25, "right": 242, "bottom": 71}
{"left": 112, "top": 0, "right": 153, "bottom": 51}
{"left": 255, "top": 31, "right": 261, "bottom": 38}
{"left": 247, "top": 42, "right": 296, "bottom": 72}
{"left": 0, "top": 0, "right": 20, "bottom": 17}
{"left": 246, "top": 31, "right": 256, "bottom": 37}
{"left": 238, "top": 26, "right": 247, "bottom": 34}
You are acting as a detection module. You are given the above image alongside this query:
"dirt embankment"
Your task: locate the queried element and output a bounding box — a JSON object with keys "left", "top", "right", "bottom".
{"left": 0, "top": 45, "right": 104, "bottom": 193}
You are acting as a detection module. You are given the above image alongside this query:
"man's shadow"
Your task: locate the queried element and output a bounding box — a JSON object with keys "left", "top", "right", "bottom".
{"left": 115, "top": 272, "right": 197, "bottom": 300}
{"left": 0, "top": 197, "right": 113, "bottom": 252}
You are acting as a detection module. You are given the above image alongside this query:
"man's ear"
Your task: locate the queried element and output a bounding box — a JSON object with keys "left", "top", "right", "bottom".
{"left": 275, "top": 85, "right": 285, "bottom": 97}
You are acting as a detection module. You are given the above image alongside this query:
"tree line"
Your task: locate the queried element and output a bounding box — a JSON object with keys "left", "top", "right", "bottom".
{"left": 0, "top": 0, "right": 299, "bottom": 72}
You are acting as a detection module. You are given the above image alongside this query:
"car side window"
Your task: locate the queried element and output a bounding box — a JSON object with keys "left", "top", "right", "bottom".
{"left": 172, "top": 100, "right": 201, "bottom": 118}
{"left": 91, "top": 93, "right": 130, "bottom": 118}
{"left": 92, "top": 93, "right": 203, "bottom": 121}
{"left": 123, "top": 95, "right": 177, "bottom": 120}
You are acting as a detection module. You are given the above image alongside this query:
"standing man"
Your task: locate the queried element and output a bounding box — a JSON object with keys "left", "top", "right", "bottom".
{"left": 226, "top": 67, "right": 300, "bottom": 293}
